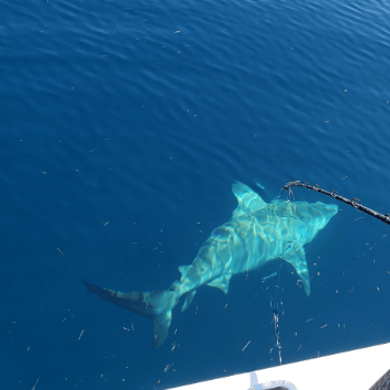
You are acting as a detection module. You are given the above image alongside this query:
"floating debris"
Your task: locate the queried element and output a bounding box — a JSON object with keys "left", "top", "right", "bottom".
{"left": 242, "top": 340, "right": 252, "bottom": 352}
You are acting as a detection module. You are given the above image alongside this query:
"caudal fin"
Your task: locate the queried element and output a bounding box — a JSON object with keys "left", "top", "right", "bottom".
{"left": 152, "top": 311, "right": 172, "bottom": 348}
{"left": 82, "top": 280, "right": 178, "bottom": 347}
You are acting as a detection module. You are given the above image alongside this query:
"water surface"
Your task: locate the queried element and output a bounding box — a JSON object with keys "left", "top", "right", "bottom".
{"left": 1, "top": 0, "right": 390, "bottom": 388}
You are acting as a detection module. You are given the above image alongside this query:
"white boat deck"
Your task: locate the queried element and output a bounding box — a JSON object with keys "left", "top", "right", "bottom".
{"left": 168, "top": 342, "right": 390, "bottom": 390}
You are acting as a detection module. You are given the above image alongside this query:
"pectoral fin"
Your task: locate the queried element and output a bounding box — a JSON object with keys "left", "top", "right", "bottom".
{"left": 281, "top": 243, "right": 311, "bottom": 296}
{"left": 232, "top": 182, "right": 266, "bottom": 215}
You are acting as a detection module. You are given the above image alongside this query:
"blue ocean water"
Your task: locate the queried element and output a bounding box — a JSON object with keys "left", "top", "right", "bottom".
{"left": 1, "top": 0, "right": 390, "bottom": 388}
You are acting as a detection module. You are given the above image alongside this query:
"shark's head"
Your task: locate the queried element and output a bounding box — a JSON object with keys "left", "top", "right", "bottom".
{"left": 295, "top": 201, "right": 338, "bottom": 243}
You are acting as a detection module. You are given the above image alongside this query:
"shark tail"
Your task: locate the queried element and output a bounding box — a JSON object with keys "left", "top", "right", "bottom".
{"left": 82, "top": 280, "right": 178, "bottom": 348}
{"left": 152, "top": 311, "right": 172, "bottom": 348}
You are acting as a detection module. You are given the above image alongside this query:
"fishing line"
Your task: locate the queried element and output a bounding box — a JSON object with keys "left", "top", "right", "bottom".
{"left": 283, "top": 181, "right": 390, "bottom": 226}
{"left": 270, "top": 263, "right": 283, "bottom": 365}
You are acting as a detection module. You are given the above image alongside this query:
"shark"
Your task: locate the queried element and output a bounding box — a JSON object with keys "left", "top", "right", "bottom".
{"left": 83, "top": 182, "right": 338, "bottom": 347}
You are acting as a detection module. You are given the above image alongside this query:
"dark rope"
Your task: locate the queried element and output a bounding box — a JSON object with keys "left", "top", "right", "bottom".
{"left": 283, "top": 181, "right": 390, "bottom": 226}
